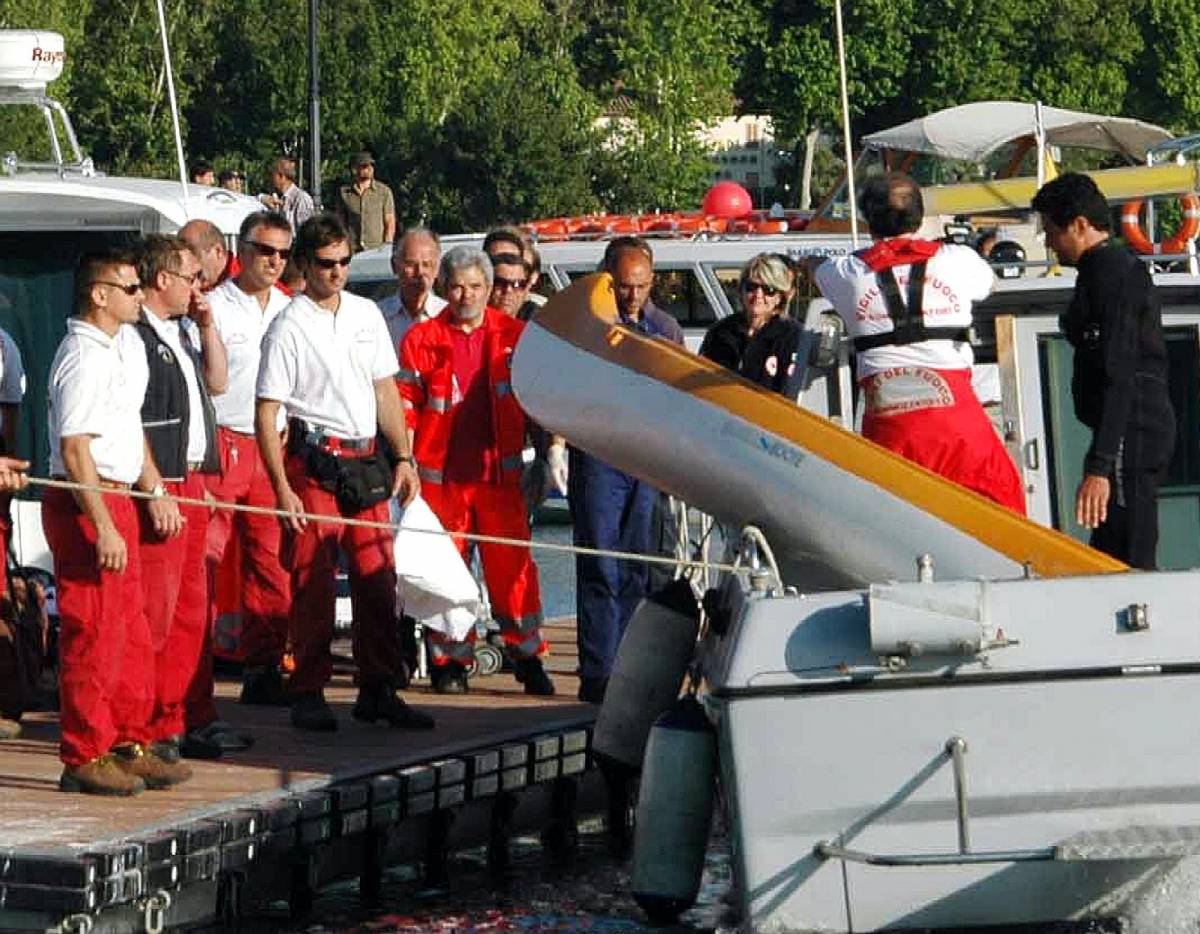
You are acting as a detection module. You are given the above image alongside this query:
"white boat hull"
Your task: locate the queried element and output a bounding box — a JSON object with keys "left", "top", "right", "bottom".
{"left": 707, "top": 569, "right": 1200, "bottom": 931}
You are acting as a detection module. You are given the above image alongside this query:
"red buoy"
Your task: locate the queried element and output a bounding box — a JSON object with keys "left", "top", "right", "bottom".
{"left": 702, "top": 181, "right": 754, "bottom": 219}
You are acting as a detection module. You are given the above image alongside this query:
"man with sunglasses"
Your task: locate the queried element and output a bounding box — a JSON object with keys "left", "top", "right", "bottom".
{"left": 179, "top": 220, "right": 232, "bottom": 292}
{"left": 205, "top": 212, "right": 296, "bottom": 708}
{"left": 45, "top": 251, "right": 158, "bottom": 795}
{"left": 256, "top": 214, "right": 432, "bottom": 732}
{"left": 483, "top": 227, "right": 544, "bottom": 321}
{"left": 132, "top": 235, "right": 245, "bottom": 765}
{"left": 487, "top": 252, "right": 533, "bottom": 319}
{"left": 815, "top": 173, "right": 1025, "bottom": 513}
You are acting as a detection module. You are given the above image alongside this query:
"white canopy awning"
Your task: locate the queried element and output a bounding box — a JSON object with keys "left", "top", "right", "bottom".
{"left": 862, "top": 101, "right": 1173, "bottom": 163}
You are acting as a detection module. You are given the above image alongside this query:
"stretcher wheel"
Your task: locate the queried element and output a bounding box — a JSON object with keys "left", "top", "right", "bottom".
{"left": 473, "top": 643, "right": 504, "bottom": 677}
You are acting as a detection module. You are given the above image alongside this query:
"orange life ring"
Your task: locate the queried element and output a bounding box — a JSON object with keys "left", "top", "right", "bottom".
{"left": 1120, "top": 195, "right": 1200, "bottom": 255}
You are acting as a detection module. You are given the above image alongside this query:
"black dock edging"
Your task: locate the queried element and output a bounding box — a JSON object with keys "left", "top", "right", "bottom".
{"left": 0, "top": 712, "right": 601, "bottom": 933}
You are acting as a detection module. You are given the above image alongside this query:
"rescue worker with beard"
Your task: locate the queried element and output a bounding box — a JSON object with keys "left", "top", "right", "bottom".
{"left": 398, "top": 247, "right": 554, "bottom": 696}
{"left": 815, "top": 172, "right": 1025, "bottom": 513}
{"left": 1032, "top": 173, "right": 1176, "bottom": 568}
{"left": 256, "top": 214, "right": 432, "bottom": 732}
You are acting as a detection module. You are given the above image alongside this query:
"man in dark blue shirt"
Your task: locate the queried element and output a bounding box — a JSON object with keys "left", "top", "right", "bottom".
{"left": 569, "top": 237, "right": 683, "bottom": 702}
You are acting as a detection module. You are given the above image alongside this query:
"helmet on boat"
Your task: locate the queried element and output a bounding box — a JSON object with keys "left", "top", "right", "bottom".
{"left": 989, "top": 240, "right": 1026, "bottom": 279}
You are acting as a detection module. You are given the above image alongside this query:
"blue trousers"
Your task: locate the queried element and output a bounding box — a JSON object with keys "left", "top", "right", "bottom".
{"left": 569, "top": 449, "right": 657, "bottom": 681}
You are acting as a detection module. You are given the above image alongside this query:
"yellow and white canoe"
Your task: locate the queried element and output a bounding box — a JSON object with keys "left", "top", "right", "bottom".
{"left": 511, "top": 272, "right": 1124, "bottom": 587}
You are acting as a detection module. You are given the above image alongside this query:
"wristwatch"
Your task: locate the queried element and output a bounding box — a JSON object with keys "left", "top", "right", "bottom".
{"left": 149, "top": 482, "right": 167, "bottom": 499}
{"left": 396, "top": 455, "right": 415, "bottom": 465}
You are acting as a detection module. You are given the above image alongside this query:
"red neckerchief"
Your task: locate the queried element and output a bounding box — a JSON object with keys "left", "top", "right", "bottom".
{"left": 857, "top": 237, "right": 941, "bottom": 272}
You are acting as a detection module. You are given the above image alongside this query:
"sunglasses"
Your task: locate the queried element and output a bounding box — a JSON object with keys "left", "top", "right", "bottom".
{"left": 165, "top": 269, "right": 201, "bottom": 287}
{"left": 313, "top": 256, "right": 352, "bottom": 270}
{"left": 244, "top": 241, "right": 292, "bottom": 261}
{"left": 94, "top": 280, "right": 142, "bottom": 296}
{"left": 742, "top": 280, "right": 780, "bottom": 298}
{"left": 493, "top": 275, "right": 529, "bottom": 291}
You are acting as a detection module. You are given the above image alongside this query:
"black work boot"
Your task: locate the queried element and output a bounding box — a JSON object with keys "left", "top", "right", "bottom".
{"left": 514, "top": 657, "right": 556, "bottom": 696}
{"left": 430, "top": 663, "right": 470, "bottom": 695}
{"left": 290, "top": 692, "right": 338, "bottom": 732}
{"left": 240, "top": 664, "right": 288, "bottom": 706}
{"left": 353, "top": 681, "right": 435, "bottom": 729}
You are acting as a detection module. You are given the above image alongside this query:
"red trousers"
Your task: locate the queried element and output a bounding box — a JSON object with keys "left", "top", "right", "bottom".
{"left": 424, "top": 481, "right": 545, "bottom": 666}
{"left": 138, "top": 474, "right": 212, "bottom": 738}
{"left": 862, "top": 367, "right": 1026, "bottom": 515}
{"left": 43, "top": 487, "right": 154, "bottom": 766}
{"left": 204, "top": 428, "right": 291, "bottom": 666}
{"left": 283, "top": 453, "right": 403, "bottom": 693}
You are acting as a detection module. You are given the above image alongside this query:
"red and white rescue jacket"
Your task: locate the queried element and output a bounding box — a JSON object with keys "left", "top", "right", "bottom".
{"left": 815, "top": 238, "right": 994, "bottom": 378}
{"left": 397, "top": 306, "right": 529, "bottom": 487}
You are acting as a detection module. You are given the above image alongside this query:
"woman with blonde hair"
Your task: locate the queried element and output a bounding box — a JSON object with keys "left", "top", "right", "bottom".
{"left": 700, "top": 252, "right": 803, "bottom": 396}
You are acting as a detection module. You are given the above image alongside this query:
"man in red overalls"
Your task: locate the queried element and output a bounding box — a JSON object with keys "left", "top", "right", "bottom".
{"left": 399, "top": 246, "right": 554, "bottom": 695}
{"left": 815, "top": 173, "right": 1025, "bottom": 513}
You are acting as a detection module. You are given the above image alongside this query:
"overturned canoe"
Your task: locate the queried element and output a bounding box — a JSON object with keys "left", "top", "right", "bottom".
{"left": 511, "top": 272, "right": 1123, "bottom": 587}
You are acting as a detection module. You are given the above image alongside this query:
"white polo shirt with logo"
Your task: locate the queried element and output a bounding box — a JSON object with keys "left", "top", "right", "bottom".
{"left": 208, "top": 278, "right": 291, "bottom": 434}
{"left": 815, "top": 243, "right": 994, "bottom": 378}
{"left": 257, "top": 291, "right": 398, "bottom": 440}
{"left": 48, "top": 319, "right": 149, "bottom": 484}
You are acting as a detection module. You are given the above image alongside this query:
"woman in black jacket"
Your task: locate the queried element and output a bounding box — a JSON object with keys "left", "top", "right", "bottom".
{"left": 699, "top": 252, "right": 803, "bottom": 396}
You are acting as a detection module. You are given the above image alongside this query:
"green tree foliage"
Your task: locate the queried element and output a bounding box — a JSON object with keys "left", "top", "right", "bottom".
{"left": 0, "top": 0, "right": 92, "bottom": 162}
{"left": 1, "top": 0, "right": 1200, "bottom": 226}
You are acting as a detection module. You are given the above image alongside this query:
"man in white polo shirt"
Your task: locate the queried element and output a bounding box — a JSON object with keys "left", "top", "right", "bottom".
{"left": 43, "top": 249, "right": 171, "bottom": 795}
{"left": 205, "top": 211, "right": 295, "bottom": 708}
{"left": 256, "top": 214, "right": 432, "bottom": 732}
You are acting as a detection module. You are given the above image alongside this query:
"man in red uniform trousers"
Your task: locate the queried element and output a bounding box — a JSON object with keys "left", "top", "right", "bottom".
{"left": 204, "top": 212, "right": 295, "bottom": 707}
{"left": 44, "top": 249, "right": 191, "bottom": 795}
{"left": 133, "top": 235, "right": 251, "bottom": 761}
{"left": 815, "top": 173, "right": 1025, "bottom": 513}
{"left": 399, "top": 246, "right": 554, "bottom": 695}
{"left": 256, "top": 214, "right": 432, "bottom": 732}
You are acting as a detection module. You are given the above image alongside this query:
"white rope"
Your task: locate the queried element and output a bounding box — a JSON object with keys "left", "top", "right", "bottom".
{"left": 27, "top": 476, "right": 744, "bottom": 575}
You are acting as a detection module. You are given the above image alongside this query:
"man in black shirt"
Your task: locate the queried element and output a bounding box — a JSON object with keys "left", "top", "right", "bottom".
{"left": 1032, "top": 173, "right": 1176, "bottom": 568}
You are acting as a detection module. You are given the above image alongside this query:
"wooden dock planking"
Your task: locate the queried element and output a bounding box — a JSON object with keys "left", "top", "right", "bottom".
{"left": 0, "top": 617, "right": 587, "bottom": 850}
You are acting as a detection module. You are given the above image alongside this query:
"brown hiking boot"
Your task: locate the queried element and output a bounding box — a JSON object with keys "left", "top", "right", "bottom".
{"left": 0, "top": 717, "right": 21, "bottom": 740}
{"left": 60, "top": 755, "right": 146, "bottom": 796}
{"left": 112, "top": 743, "right": 193, "bottom": 789}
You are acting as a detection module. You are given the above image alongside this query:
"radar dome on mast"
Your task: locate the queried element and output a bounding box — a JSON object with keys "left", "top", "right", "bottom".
{"left": 0, "top": 31, "right": 65, "bottom": 90}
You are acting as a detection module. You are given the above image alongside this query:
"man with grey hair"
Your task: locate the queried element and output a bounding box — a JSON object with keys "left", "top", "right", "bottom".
{"left": 379, "top": 227, "right": 447, "bottom": 354}
{"left": 398, "top": 246, "right": 554, "bottom": 696}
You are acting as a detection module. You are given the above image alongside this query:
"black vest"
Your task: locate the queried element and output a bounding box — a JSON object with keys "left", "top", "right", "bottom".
{"left": 134, "top": 312, "right": 219, "bottom": 480}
